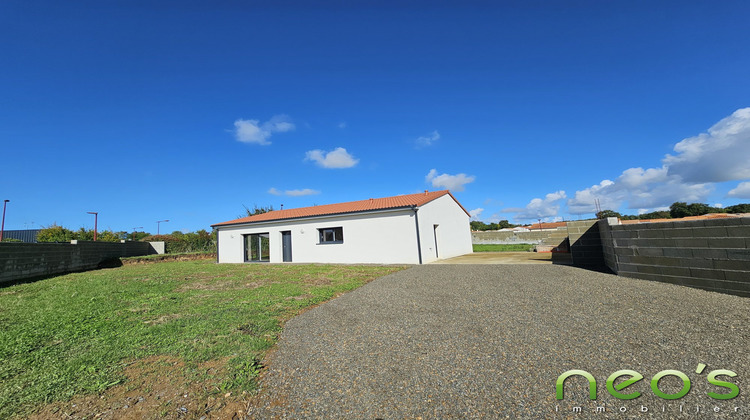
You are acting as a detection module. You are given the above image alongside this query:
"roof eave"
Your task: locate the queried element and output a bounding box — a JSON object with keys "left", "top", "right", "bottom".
{"left": 212, "top": 206, "right": 417, "bottom": 228}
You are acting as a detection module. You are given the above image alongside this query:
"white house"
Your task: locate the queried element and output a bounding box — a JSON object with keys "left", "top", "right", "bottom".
{"left": 211, "top": 190, "right": 473, "bottom": 264}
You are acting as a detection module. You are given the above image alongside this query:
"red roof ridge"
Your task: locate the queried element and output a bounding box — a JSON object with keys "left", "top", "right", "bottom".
{"left": 212, "top": 190, "right": 469, "bottom": 227}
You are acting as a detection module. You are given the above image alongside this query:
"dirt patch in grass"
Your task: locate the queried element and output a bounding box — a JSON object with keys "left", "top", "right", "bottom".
{"left": 177, "top": 280, "right": 263, "bottom": 292}
{"left": 28, "top": 356, "right": 250, "bottom": 420}
{"left": 300, "top": 273, "right": 333, "bottom": 286}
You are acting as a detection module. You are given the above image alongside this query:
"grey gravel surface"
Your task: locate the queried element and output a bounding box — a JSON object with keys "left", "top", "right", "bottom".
{"left": 247, "top": 265, "right": 750, "bottom": 419}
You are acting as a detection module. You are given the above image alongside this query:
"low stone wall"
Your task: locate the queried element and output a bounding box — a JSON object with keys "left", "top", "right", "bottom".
{"left": 599, "top": 217, "right": 750, "bottom": 297}
{"left": 0, "top": 241, "right": 162, "bottom": 284}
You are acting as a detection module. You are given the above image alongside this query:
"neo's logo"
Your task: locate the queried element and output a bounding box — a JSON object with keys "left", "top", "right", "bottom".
{"left": 556, "top": 364, "right": 739, "bottom": 400}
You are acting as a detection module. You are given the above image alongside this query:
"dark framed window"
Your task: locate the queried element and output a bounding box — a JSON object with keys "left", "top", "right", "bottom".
{"left": 244, "top": 233, "right": 270, "bottom": 262}
{"left": 318, "top": 227, "right": 343, "bottom": 244}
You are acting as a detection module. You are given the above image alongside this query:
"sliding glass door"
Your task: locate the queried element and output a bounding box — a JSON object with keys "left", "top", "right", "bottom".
{"left": 244, "top": 233, "right": 270, "bottom": 262}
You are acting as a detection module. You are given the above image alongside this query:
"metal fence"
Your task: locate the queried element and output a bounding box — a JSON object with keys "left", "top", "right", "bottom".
{"left": 2, "top": 229, "right": 41, "bottom": 243}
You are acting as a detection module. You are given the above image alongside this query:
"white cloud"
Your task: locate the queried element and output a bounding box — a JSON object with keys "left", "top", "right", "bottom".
{"left": 469, "top": 208, "right": 484, "bottom": 221}
{"left": 286, "top": 188, "right": 320, "bottom": 196}
{"left": 505, "top": 191, "right": 567, "bottom": 221}
{"left": 425, "top": 169, "right": 475, "bottom": 192}
{"left": 268, "top": 187, "right": 321, "bottom": 197}
{"left": 568, "top": 173, "right": 712, "bottom": 215}
{"left": 305, "top": 147, "right": 359, "bottom": 169}
{"left": 233, "top": 114, "right": 295, "bottom": 145}
{"left": 617, "top": 167, "right": 669, "bottom": 189}
{"left": 567, "top": 180, "right": 621, "bottom": 215}
{"left": 565, "top": 108, "right": 750, "bottom": 215}
{"left": 416, "top": 130, "right": 440, "bottom": 147}
{"left": 664, "top": 107, "right": 750, "bottom": 183}
{"left": 728, "top": 181, "right": 750, "bottom": 198}
{"left": 338, "top": 122, "right": 347, "bottom": 129}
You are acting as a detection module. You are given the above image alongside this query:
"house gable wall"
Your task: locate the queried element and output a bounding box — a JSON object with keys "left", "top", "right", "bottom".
{"left": 416, "top": 194, "right": 473, "bottom": 263}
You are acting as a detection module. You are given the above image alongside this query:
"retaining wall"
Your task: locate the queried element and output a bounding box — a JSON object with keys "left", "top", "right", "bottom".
{"left": 598, "top": 217, "right": 750, "bottom": 297}
{"left": 567, "top": 220, "right": 605, "bottom": 268}
{"left": 0, "top": 241, "right": 161, "bottom": 284}
{"left": 471, "top": 228, "right": 567, "bottom": 245}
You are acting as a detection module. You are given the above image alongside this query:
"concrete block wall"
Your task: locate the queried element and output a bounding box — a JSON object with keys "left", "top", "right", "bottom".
{"left": 599, "top": 217, "right": 750, "bottom": 297}
{"left": 471, "top": 228, "right": 568, "bottom": 247}
{"left": 0, "top": 241, "right": 159, "bottom": 284}
{"left": 567, "top": 220, "right": 605, "bottom": 268}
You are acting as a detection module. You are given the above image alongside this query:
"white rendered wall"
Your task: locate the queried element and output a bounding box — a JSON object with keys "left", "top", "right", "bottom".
{"left": 216, "top": 209, "right": 421, "bottom": 264}
{"left": 416, "top": 194, "right": 473, "bottom": 263}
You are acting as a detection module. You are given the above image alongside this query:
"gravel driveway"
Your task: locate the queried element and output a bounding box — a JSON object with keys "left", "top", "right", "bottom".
{"left": 247, "top": 265, "right": 749, "bottom": 419}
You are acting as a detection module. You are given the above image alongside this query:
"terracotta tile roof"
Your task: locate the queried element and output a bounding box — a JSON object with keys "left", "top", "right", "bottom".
{"left": 212, "top": 190, "right": 469, "bottom": 227}
{"left": 523, "top": 221, "right": 567, "bottom": 230}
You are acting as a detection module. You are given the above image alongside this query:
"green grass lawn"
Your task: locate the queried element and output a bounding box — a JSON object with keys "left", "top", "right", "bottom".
{"left": 0, "top": 261, "right": 405, "bottom": 418}
{"left": 472, "top": 243, "right": 534, "bottom": 252}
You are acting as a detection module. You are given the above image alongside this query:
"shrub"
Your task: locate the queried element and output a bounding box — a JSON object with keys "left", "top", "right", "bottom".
{"left": 140, "top": 230, "right": 216, "bottom": 254}
{"left": 37, "top": 224, "right": 77, "bottom": 242}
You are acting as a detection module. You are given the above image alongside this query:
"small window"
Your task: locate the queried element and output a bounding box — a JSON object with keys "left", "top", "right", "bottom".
{"left": 318, "top": 227, "right": 343, "bottom": 244}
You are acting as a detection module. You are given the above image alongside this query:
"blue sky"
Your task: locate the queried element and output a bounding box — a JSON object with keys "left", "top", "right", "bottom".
{"left": 2, "top": 0, "right": 749, "bottom": 233}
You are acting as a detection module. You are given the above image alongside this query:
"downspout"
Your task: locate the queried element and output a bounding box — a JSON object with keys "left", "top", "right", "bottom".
{"left": 412, "top": 205, "right": 423, "bottom": 264}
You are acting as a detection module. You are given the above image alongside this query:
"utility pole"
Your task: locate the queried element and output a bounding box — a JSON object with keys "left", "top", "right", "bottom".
{"left": 87, "top": 212, "right": 98, "bottom": 241}
{"left": 1, "top": 200, "right": 9, "bottom": 242}
{"left": 157, "top": 219, "right": 169, "bottom": 235}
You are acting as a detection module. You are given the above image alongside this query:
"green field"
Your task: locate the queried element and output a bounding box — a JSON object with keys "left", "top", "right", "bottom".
{"left": 472, "top": 243, "right": 534, "bottom": 252}
{"left": 0, "top": 261, "right": 406, "bottom": 418}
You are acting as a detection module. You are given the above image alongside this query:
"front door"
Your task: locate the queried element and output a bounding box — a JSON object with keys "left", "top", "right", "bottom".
{"left": 281, "top": 231, "right": 292, "bottom": 262}
{"left": 433, "top": 224, "right": 439, "bottom": 258}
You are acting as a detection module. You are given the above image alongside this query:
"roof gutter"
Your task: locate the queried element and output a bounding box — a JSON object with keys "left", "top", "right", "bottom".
{"left": 412, "top": 205, "right": 423, "bottom": 265}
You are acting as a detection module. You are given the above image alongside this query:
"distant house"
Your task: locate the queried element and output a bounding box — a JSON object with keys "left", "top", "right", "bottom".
{"left": 211, "top": 190, "right": 473, "bottom": 264}
{"left": 523, "top": 221, "right": 567, "bottom": 231}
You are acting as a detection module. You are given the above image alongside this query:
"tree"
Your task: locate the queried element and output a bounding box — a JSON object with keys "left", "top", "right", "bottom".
{"left": 638, "top": 211, "right": 671, "bottom": 220}
{"left": 140, "top": 229, "right": 216, "bottom": 253}
{"left": 686, "top": 203, "right": 714, "bottom": 216}
{"left": 470, "top": 221, "right": 487, "bottom": 231}
{"left": 37, "top": 225, "right": 124, "bottom": 242}
{"left": 669, "top": 202, "right": 691, "bottom": 218}
{"left": 241, "top": 204, "right": 274, "bottom": 218}
{"left": 670, "top": 202, "right": 727, "bottom": 218}
{"left": 726, "top": 203, "right": 750, "bottom": 213}
{"left": 37, "top": 224, "right": 76, "bottom": 242}
{"left": 596, "top": 210, "right": 622, "bottom": 219}
{"left": 470, "top": 220, "right": 516, "bottom": 231}
{"left": 128, "top": 231, "right": 151, "bottom": 241}
{"left": 98, "top": 230, "right": 126, "bottom": 242}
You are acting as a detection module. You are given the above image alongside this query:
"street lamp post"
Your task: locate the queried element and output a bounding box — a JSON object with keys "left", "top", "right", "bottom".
{"left": 1, "top": 200, "right": 9, "bottom": 242}
{"left": 87, "top": 212, "right": 98, "bottom": 241}
{"left": 157, "top": 219, "right": 169, "bottom": 235}
{"left": 538, "top": 219, "right": 543, "bottom": 231}
{"left": 132, "top": 226, "right": 143, "bottom": 241}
